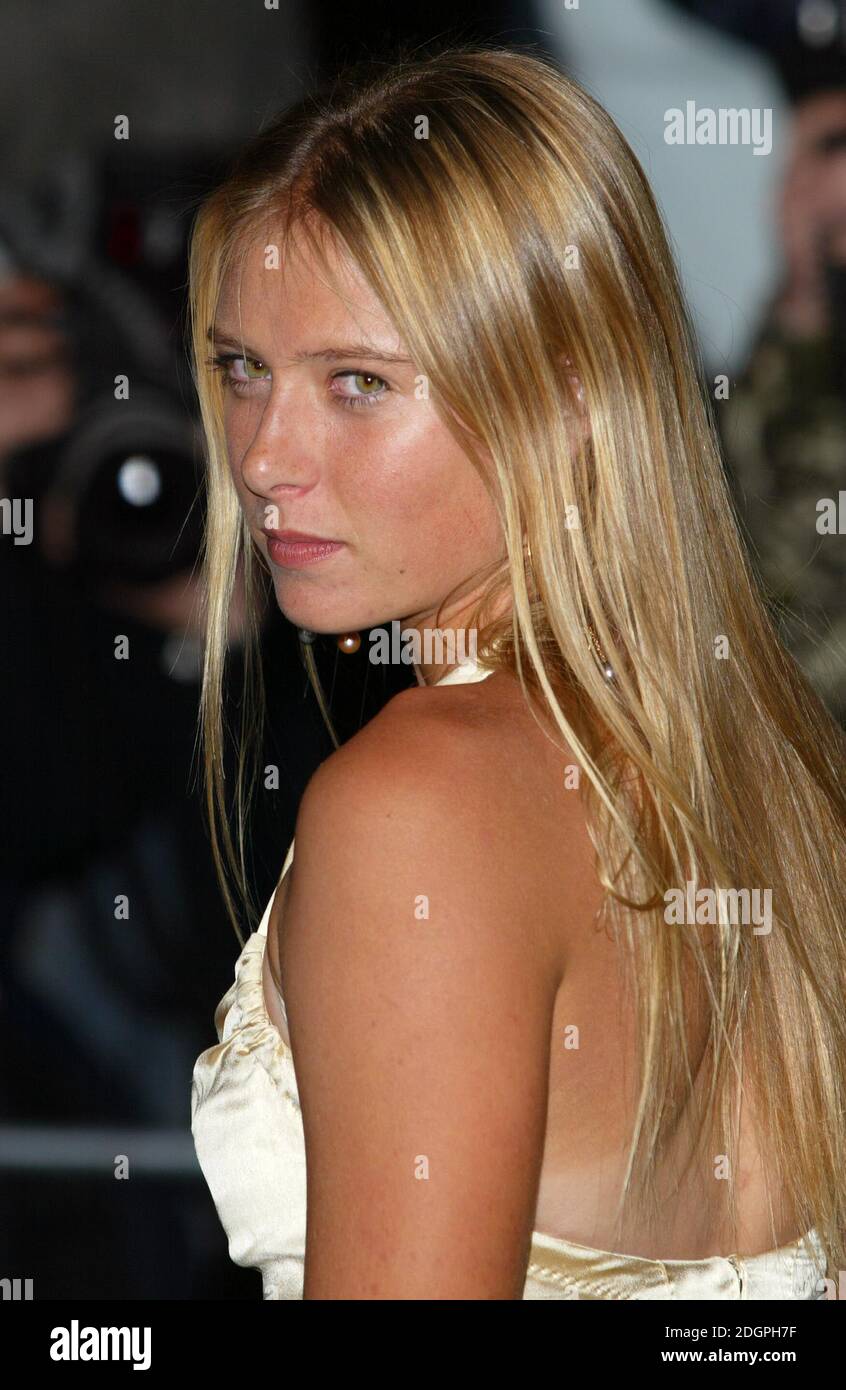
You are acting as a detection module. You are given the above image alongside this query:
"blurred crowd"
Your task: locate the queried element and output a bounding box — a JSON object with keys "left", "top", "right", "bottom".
{"left": 719, "top": 72, "right": 846, "bottom": 721}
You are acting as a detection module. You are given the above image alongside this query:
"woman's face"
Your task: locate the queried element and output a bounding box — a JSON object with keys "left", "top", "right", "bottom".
{"left": 212, "top": 224, "right": 506, "bottom": 648}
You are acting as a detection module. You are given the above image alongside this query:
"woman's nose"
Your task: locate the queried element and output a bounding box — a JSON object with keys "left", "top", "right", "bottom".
{"left": 238, "top": 391, "right": 318, "bottom": 500}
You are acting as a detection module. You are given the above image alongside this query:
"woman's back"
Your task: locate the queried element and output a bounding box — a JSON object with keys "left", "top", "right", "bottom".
{"left": 263, "top": 661, "right": 806, "bottom": 1267}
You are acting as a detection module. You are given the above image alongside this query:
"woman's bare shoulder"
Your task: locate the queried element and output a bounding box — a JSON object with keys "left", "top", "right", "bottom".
{"left": 298, "top": 671, "right": 552, "bottom": 862}
{"left": 290, "top": 672, "right": 599, "bottom": 980}
{"left": 295, "top": 680, "right": 503, "bottom": 876}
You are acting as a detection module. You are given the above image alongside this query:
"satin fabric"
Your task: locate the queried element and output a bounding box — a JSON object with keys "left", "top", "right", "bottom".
{"left": 191, "top": 655, "right": 827, "bottom": 1300}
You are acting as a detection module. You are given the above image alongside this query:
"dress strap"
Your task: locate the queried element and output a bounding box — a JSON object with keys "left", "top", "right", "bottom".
{"left": 258, "top": 835, "right": 296, "bottom": 938}
{"left": 431, "top": 652, "right": 495, "bottom": 688}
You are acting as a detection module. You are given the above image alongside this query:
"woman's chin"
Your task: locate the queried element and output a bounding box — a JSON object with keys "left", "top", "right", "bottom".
{"left": 274, "top": 600, "right": 364, "bottom": 636}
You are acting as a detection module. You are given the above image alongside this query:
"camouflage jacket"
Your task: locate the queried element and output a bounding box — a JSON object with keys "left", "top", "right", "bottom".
{"left": 716, "top": 312, "right": 846, "bottom": 725}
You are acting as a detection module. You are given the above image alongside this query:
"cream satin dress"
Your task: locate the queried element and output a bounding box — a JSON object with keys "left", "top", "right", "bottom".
{"left": 191, "top": 655, "right": 827, "bottom": 1299}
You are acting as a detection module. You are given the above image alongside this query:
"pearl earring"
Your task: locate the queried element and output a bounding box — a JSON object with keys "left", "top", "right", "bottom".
{"left": 297, "top": 628, "right": 362, "bottom": 653}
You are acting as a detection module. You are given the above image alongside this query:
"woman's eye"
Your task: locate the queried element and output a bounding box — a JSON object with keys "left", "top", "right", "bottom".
{"left": 330, "top": 370, "right": 389, "bottom": 410}
{"left": 206, "top": 353, "right": 269, "bottom": 394}
{"left": 206, "top": 355, "right": 389, "bottom": 410}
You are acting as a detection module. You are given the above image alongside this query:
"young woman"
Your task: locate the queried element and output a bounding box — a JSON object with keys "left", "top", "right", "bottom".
{"left": 189, "top": 45, "right": 846, "bottom": 1300}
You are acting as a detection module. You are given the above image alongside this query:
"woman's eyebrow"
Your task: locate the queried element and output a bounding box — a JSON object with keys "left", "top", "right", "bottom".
{"left": 207, "top": 326, "right": 411, "bottom": 364}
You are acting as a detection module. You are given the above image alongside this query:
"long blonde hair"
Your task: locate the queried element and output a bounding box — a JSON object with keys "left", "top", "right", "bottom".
{"left": 187, "top": 43, "right": 846, "bottom": 1278}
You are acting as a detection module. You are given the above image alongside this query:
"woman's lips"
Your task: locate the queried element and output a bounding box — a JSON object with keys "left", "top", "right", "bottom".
{"left": 265, "top": 535, "right": 346, "bottom": 568}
